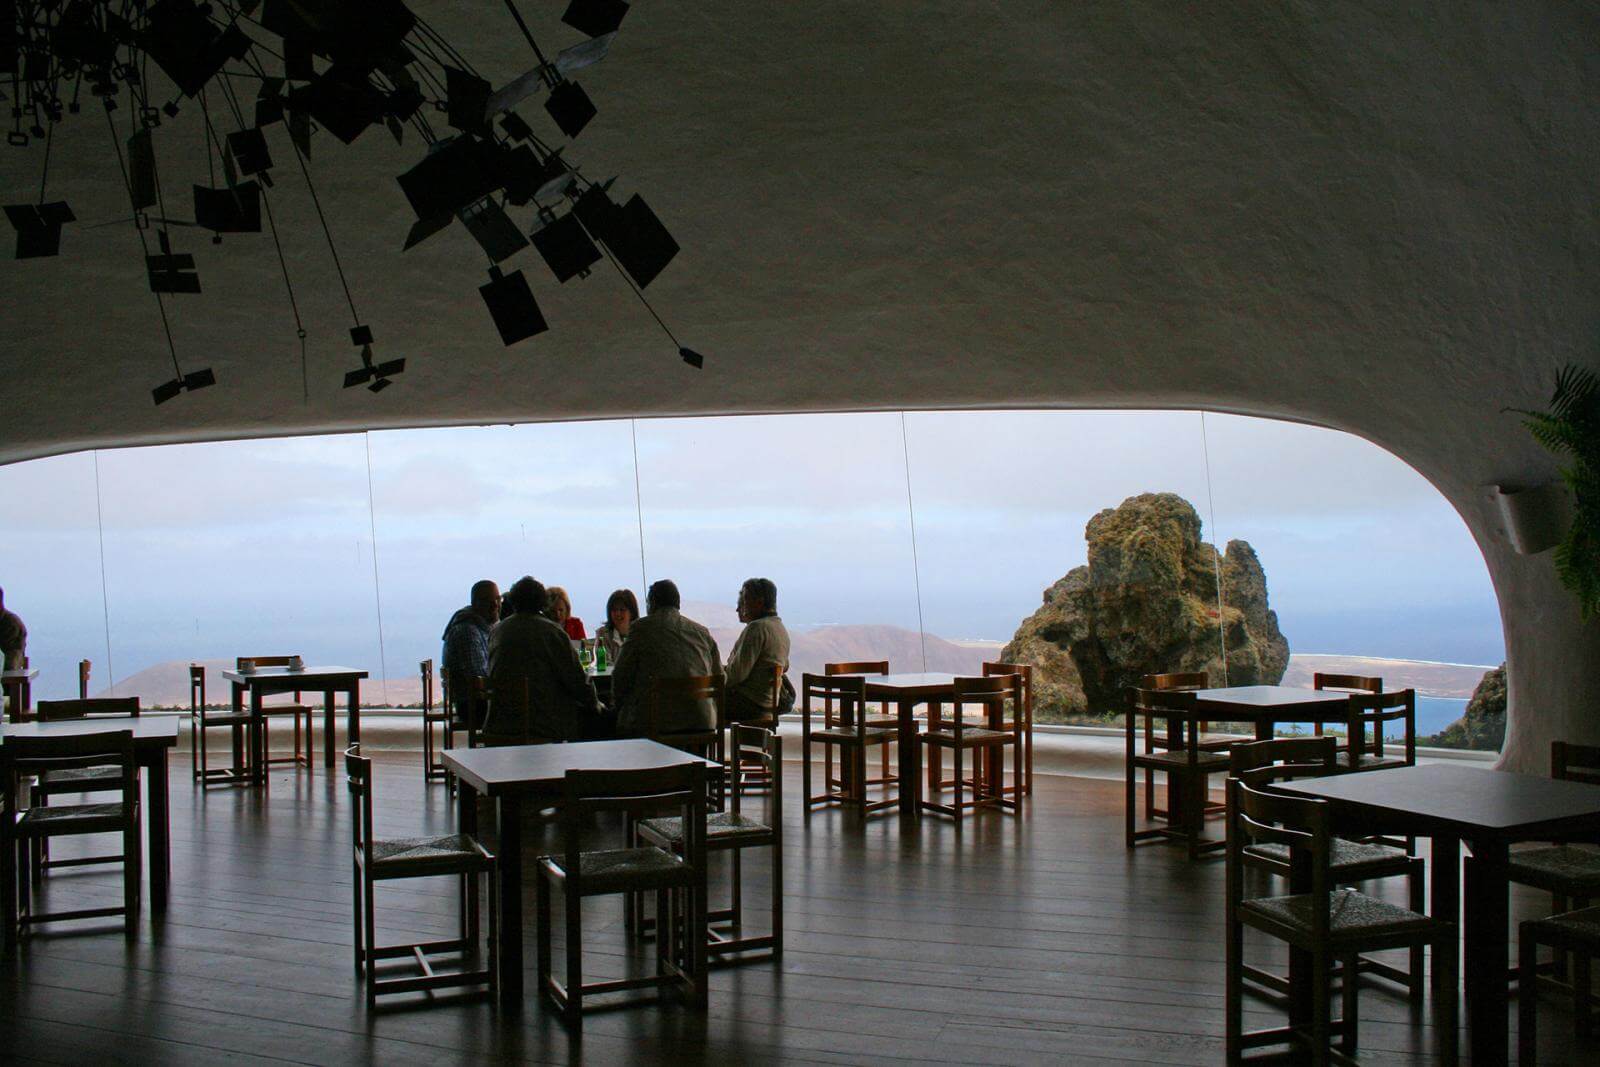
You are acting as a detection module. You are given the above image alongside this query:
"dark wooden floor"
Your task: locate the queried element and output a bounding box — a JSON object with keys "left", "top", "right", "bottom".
{"left": 0, "top": 753, "right": 1584, "bottom": 1065}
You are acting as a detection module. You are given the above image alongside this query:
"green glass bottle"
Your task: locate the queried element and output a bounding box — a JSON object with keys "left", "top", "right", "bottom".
{"left": 595, "top": 639, "right": 608, "bottom": 672}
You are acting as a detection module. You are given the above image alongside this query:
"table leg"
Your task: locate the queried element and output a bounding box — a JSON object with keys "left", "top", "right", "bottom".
{"left": 146, "top": 750, "right": 170, "bottom": 913}
{"left": 347, "top": 683, "right": 362, "bottom": 752}
{"left": 250, "top": 686, "right": 265, "bottom": 786}
{"left": 1463, "top": 842, "right": 1509, "bottom": 1063}
{"left": 324, "top": 688, "right": 337, "bottom": 768}
{"left": 1429, "top": 834, "right": 1460, "bottom": 995}
{"left": 898, "top": 699, "right": 920, "bottom": 817}
{"left": 497, "top": 793, "right": 523, "bottom": 1008}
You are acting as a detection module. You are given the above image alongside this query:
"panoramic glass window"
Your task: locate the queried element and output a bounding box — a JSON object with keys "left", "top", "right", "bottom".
{"left": 0, "top": 411, "right": 1505, "bottom": 749}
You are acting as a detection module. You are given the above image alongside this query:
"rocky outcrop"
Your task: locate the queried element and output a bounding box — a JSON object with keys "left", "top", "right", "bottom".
{"left": 1002, "top": 493, "right": 1289, "bottom": 720}
{"left": 1429, "top": 663, "right": 1507, "bottom": 751}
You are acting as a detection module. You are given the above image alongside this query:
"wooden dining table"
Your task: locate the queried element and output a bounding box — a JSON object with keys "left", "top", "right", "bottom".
{"left": 0, "top": 715, "right": 178, "bottom": 912}
{"left": 1190, "top": 685, "right": 1353, "bottom": 738}
{"left": 836, "top": 672, "right": 960, "bottom": 818}
{"left": 222, "top": 665, "right": 367, "bottom": 776}
{"left": 1277, "top": 762, "right": 1600, "bottom": 1063}
{"left": 1, "top": 668, "right": 38, "bottom": 719}
{"left": 443, "top": 738, "right": 717, "bottom": 1008}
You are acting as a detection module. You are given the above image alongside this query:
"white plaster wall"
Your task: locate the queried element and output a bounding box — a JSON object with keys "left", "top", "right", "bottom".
{"left": 0, "top": 3, "right": 1595, "bottom": 769}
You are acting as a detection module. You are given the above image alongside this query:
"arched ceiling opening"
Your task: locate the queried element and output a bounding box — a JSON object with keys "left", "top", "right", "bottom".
{"left": 2, "top": 3, "right": 1596, "bottom": 771}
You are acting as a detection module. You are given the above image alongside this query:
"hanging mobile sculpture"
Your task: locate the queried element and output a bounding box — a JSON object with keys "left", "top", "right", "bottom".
{"left": 3, "top": 0, "right": 702, "bottom": 405}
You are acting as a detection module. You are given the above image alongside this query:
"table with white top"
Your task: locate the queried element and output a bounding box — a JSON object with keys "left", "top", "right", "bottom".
{"left": 222, "top": 665, "right": 368, "bottom": 776}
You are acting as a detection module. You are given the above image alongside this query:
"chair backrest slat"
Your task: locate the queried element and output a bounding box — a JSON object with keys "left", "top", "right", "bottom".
{"left": 1554, "top": 741, "right": 1600, "bottom": 787}
{"left": 1141, "top": 671, "right": 1208, "bottom": 691}
{"left": 1313, "top": 671, "right": 1383, "bottom": 694}
{"left": 37, "top": 697, "right": 140, "bottom": 720}
{"left": 825, "top": 661, "right": 888, "bottom": 677}
{"left": 1229, "top": 736, "right": 1337, "bottom": 788}
{"left": 345, "top": 744, "right": 375, "bottom": 859}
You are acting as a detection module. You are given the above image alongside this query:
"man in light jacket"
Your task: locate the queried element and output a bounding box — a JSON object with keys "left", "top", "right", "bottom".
{"left": 723, "top": 577, "right": 790, "bottom": 723}
{"left": 612, "top": 579, "right": 721, "bottom": 737}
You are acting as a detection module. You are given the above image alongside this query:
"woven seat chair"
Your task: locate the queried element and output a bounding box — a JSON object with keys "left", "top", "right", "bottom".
{"left": 823, "top": 661, "right": 897, "bottom": 792}
{"left": 1225, "top": 777, "right": 1457, "bottom": 1064}
{"left": 982, "top": 661, "right": 1035, "bottom": 795}
{"left": 1138, "top": 671, "right": 1230, "bottom": 817}
{"left": 347, "top": 745, "right": 495, "bottom": 1006}
{"left": 1510, "top": 741, "right": 1600, "bottom": 990}
{"left": 191, "top": 664, "right": 252, "bottom": 785}
{"left": 802, "top": 673, "right": 898, "bottom": 820}
{"left": 2, "top": 730, "right": 141, "bottom": 951}
{"left": 1519, "top": 904, "right": 1600, "bottom": 1064}
{"left": 920, "top": 674, "right": 1021, "bottom": 821}
{"left": 32, "top": 698, "right": 141, "bottom": 874}
{"left": 1337, "top": 690, "right": 1416, "bottom": 773}
{"left": 1229, "top": 736, "right": 1427, "bottom": 1002}
{"left": 634, "top": 724, "right": 782, "bottom": 961}
{"left": 1126, "top": 687, "right": 1230, "bottom": 859}
{"left": 420, "top": 659, "right": 449, "bottom": 783}
{"left": 536, "top": 764, "right": 709, "bottom": 1026}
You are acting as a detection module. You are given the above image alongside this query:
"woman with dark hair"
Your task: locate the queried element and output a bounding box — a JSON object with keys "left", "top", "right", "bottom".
{"left": 594, "top": 588, "right": 638, "bottom": 664}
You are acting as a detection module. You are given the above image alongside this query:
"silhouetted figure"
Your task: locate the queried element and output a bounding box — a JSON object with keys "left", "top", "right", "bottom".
{"left": 724, "top": 577, "right": 790, "bottom": 722}
{"left": 612, "top": 580, "right": 721, "bottom": 737}
{"left": 0, "top": 586, "right": 26, "bottom": 671}
{"left": 487, "top": 576, "right": 606, "bottom": 741}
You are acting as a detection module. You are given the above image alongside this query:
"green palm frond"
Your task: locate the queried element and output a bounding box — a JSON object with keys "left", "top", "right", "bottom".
{"left": 1519, "top": 363, "right": 1600, "bottom": 621}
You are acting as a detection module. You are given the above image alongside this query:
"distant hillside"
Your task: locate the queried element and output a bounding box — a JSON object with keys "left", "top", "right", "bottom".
{"left": 102, "top": 624, "right": 999, "bottom": 707}
{"left": 1281, "top": 654, "right": 1493, "bottom": 699}
{"left": 103, "top": 646, "right": 1489, "bottom": 708}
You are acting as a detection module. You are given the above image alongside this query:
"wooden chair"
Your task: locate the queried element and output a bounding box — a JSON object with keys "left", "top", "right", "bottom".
{"left": 1225, "top": 777, "right": 1457, "bottom": 1064}
{"left": 1138, "top": 671, "right": 1226, "bottom": 818}
{"left": 802, "top": 673, "right": 898, "bottom": 821}
{"left": 1125, "top": 687, "right": 1229, "bottom": 860}
{"left": 1510, "top": 741, "right": 1600, "bottom": 986}
{"left": 32, "top": 698, "right": 141, "bottom": 875}
{"left": 239, "top": 655, "right": 314, "bottom": 772}
{"left": 729, "top": 665, "right": 783, "bottom": 795}
{"left": 1336, "top": 689, "right": 1416, "bottom": 773}
{"left": 347, "top": 744, "right": 496, "bottom": 1006}
{"left": 921, "top": 675, "right": 1021, "bottom": 822}
{"left": 644, "top": 675, "right": 726, "bottom": 798}
{"left": 191, "top": 664, "right": 251, "bottom": 785}
{"left": 536, "top": 764, "right": 709, "bottom": 1026}
{"left": 438, "top": 668, "right": 482, "bottom": 754}
{"left": 1311, "top": 672, "right": 1381, "bottom": 739}
{"left": 1, "top": 730, "right": 142, "bottom": 950}
{"left": 1519, "top": 904, "right": 1600, "bottom": 1064}
{"left": 77, "top": 659, "right": 90, "bottom": 699}
{"left": 635, "top": 724, "right": 783, "bottom": 961}
{"left": 824, "top": 661, "right": 896, "bottom": 791}
{"left": 982, "top": 661, "right": 1034, "bottom": 795}
{"left": 421, "top": 659, "right": 449, "bottom": 783}
{"left": 1229, "top": 736, "right": 1428, "bottom": 1001}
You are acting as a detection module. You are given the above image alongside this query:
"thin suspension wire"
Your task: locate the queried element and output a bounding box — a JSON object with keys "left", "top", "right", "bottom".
{"left": 37, "top": 119, "right": 52, "bottom": 202}
{"left": 92, "top": 452, "right": 115, "bottom": 689}
{"left": 1199, "top": 411, "right": 1229, "bottom": 684}
{"left": 286, "top": 120, "right": 362, "bottom": 325}
{"left": 363, "top": 434, "right": 391, "bottom": 705}
{"left": 103, "top": 100, "right": 184, "bottom": 380}
{"left": 215, "top": 73, "right": 310, "bottom": 401}
{"left": 899, "top": 412, "right": 928, "bottom": 672}
{"left": 630, "top": 419, "right": 649, "bottom": 593}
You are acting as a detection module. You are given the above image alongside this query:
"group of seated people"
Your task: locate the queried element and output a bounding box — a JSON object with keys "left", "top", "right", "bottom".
{"left": 439, "top": 575, "right": 790, "bottom": 744}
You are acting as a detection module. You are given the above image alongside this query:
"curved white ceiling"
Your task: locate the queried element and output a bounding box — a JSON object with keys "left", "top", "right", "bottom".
{"left": 1, "top": 2, "right": 1590, "bottom": 489}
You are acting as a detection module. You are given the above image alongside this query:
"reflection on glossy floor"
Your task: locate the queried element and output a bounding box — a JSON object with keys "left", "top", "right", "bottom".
{"left": 0, "top": 753, "right": 1582, "bottom": 1064}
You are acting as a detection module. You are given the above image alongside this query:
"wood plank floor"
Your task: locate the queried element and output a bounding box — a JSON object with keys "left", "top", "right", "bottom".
{"left": 0, "top": 752, "right": 1584, "bottom": 1065}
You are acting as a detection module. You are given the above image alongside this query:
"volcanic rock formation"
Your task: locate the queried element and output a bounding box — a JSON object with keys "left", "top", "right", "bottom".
{"left": 1002, "top": 492, "right": 1289, "bottom": 719}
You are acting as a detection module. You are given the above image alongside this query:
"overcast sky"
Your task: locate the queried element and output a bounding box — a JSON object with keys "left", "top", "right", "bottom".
{"left": 0, "top": 410, "right": 1502, "bottom": 700}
